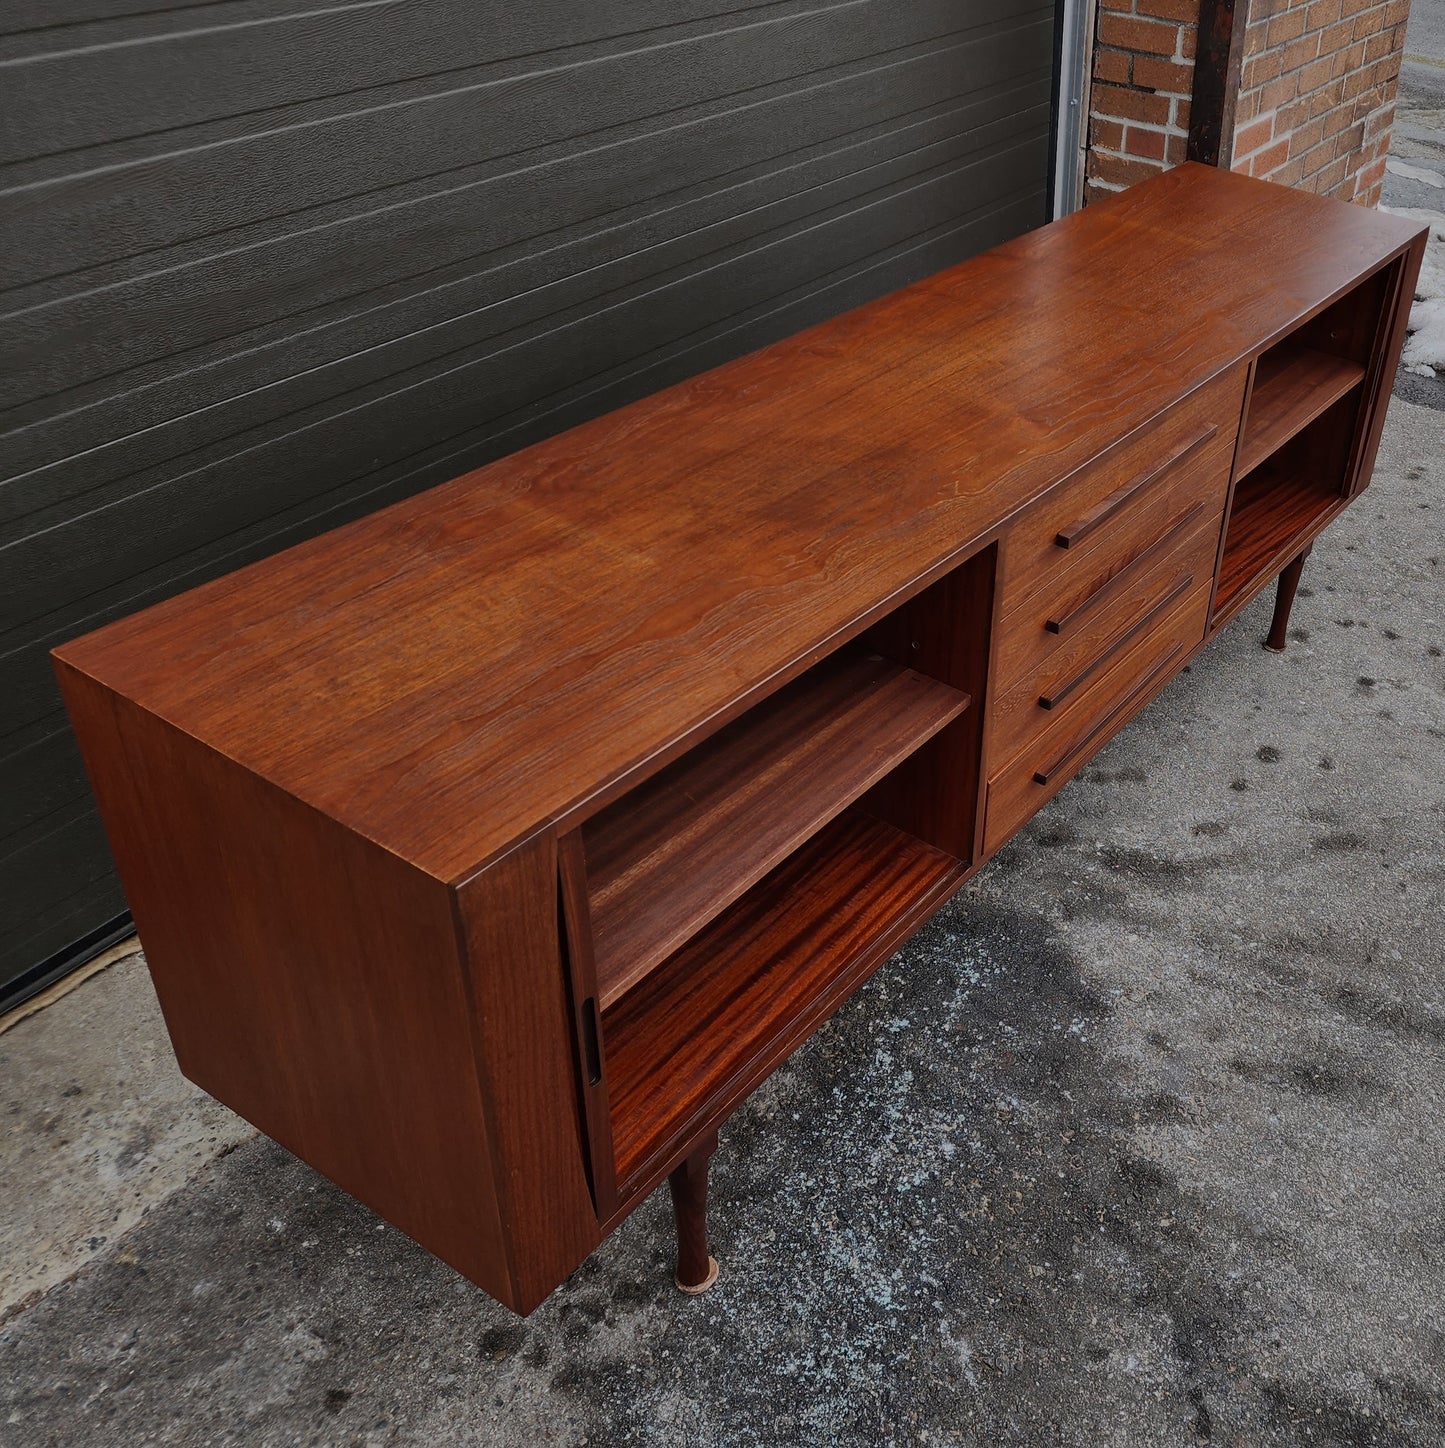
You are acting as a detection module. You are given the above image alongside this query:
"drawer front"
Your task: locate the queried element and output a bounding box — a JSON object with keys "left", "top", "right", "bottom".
{"left": 989, "top": 503, "right": 1221, "bottom": 767}
{"left": 983, "top": 572, "right": 1208, "bottom": 855}
{"left": 994, "top": 466, "right": 1224, "bottom": 692}
{"left": 994, "top": 364, "right": 1246, "bottom": 636}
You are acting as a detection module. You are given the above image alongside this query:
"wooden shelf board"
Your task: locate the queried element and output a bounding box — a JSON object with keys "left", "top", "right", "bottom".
{"left": 602, "top": 808, "right": 966, "bottom": 1190}
{"left": 584, "top": 648, "right": 969, "bottom": 1009}
{"left": 1213, "top": 462, "right": 1344, "bottom": 624}
{"left": 1237, "top": 344, "right": 1364, "bottom": 478}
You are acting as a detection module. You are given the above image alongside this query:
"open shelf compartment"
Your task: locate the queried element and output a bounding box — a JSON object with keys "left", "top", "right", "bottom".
{"left": 563, "top": 545, "right": 996, "bottom": 1198}
{"left": 1215, "top": 377, "right": 1362, "bottom": 625}
{"left": 1235, "top": 343, "right": 1364, "bottom": 479}
{"left": 602, "top": 807, "right": 966, "bottom": 1188}
{"left": 1214, "top": 264, "right": 1395, "bottom": 628}
{"left": 1214, "top": 453, "right": 1345, "bottom": 622}
{"left": 582, "top": 645, "right": 970, "bottom": 1009}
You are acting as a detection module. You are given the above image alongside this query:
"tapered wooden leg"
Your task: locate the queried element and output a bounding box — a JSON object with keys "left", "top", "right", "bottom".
{"left": 1264, "top": 545, "right": 1312, "bottom": 653}
{"left": 668, "top": 1130, "right": 719, "bottom": 1294}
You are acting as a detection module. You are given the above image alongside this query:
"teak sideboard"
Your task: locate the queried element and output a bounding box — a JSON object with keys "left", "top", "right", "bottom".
{"left": 54, "top": 164, "right": 1425, "bottom": 1315}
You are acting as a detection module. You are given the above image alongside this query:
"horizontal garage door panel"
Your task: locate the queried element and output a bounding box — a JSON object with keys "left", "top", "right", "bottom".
{"left": 0, "top": 0, "right": 1057, "bottom": 997}
{"left": 1, "top": 2, "right": 794, "bottom": 162}
{"left": 2, "top": 70, "right": 1053, "bottom": 506}
{"left": 1, "top": 37, "right": 1049, "bottom": 426}
{"left": 0, "top": 0, "right": 1039, "bottom": 289}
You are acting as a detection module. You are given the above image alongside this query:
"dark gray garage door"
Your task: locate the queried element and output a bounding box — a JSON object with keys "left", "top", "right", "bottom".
{"left": 0, "top": 0, "right": 1060, "bottom": 1008}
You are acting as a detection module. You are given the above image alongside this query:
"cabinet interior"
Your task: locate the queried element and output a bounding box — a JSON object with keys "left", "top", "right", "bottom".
{"left": 1214, "top": 263, "right": 1397, "bottom": 626}
{"left": 566, "top": 544, "right": 997, "bottom": 1192}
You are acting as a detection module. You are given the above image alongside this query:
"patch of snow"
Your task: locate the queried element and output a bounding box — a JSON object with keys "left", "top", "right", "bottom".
{"left": 1382, "top": 205, "right": 1445, "bottom": 376}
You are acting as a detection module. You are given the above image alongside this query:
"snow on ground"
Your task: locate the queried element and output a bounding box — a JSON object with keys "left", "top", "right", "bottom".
{"left": 1384, "top": 166, "right": 1445, "bottom": 377}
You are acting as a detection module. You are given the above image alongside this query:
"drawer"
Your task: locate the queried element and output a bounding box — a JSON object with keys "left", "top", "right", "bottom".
{"left": 994, "top": 469, "right": 1226, "bottom": 693}
{"left": 983, "top": 571, "right": 1208, "bottom": 855}
{"left": 988, "top": 502, "right": 1221, "bottom": 767}
{"left": 995, "top": 364, "right": 1246, "bottom": 630}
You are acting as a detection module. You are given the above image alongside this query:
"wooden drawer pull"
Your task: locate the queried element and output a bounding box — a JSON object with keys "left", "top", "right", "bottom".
{"left": 1046, "top": 501, "right": 1207, "bottom": 636}
{"left": 1054, "top": 424, "right": 1218, "bottom": 549}
{"left": 1033, "top": 643, "right": 1186, "bottom": 785}
{"left": 1038, "top": 572, "right": 1193, "bottom": 711}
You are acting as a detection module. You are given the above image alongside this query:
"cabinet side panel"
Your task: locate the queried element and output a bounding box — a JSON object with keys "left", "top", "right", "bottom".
{"left": 1350, "top": 241, "right": 1427, "bottom": 497}
{"left": 454, "top": 835, "right": 600, "bottom": 1314}
{"left": 860, "top": 543, "right": 997, "bottom": 861}
{"left": 54, "top": 661, "right": 514, "bottom": 1304}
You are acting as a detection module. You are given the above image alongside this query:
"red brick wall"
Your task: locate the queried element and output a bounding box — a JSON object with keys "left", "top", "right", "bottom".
{"left": 1083, "top": 0, "right": 1406, "bottom": 208}
{"left": 1231, "top": 0, "right": 1407, "bottom": 204}
{"left": 1086, "top": 0, "right": 1198, "bottom": 203}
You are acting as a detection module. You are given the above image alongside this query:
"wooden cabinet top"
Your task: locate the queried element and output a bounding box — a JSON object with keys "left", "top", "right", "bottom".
{"left": 54, "top": 164, "right": 1423, "bottom": 884}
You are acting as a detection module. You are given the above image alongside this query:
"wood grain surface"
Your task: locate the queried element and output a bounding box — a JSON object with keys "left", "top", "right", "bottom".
{"left": 602, "top": 808, "right": 966, "bottom": 1191}
{"left": 1214, "top": 462, "right": 1347, "bottom": 624}
{"left": 53, "top": 166, "right": 1425, "bottom": 887}
{"left": 452, "top": 832, "right": 601, "bottom": 1311}
{"left": 983, "top": 578, "right": 1210, "bottom": 853}
{"left": 1235, "top": 345, "right": 1365, "bottom": 478}
{"left": 584, "top": 647, "right": 968, "bottom": 1007}
{"left": 989, "top": 511, "right": 1220, "bottom": 767}
{"left": 857, "top": 543, "right": 997, "bottom": 864}
{"left": 990, "top": 363, "right": 1243, "bottom": 626}
{"left": 52, "top": 658, "right": 516, "bottom": 1301}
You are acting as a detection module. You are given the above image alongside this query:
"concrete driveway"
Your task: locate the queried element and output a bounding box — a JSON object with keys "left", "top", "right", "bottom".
{"left": 1387, "top": 0, "right": 1445, "bottom": 406}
